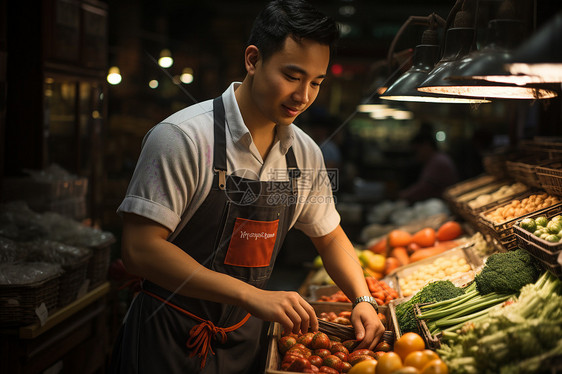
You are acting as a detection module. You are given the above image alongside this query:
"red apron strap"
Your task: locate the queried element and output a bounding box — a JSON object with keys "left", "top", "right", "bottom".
{"left": 142, "top": 289, "right": 251, "bottom": 368}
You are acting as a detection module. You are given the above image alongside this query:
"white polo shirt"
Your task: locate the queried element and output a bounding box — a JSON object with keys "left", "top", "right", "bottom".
{"left": 117, "top": 82, "right": 340, "bottom": 240}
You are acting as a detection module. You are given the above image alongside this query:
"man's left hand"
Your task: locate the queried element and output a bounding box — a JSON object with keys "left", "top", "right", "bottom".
{"left": 351, "top": 302, "right": 385, "bottom": 350}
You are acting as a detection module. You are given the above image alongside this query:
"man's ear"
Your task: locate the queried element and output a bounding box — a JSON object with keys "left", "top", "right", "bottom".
{"left": 244, "top": 45, "right": 260, "bottom": 74}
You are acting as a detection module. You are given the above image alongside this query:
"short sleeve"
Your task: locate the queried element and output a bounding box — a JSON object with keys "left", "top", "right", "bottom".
{"left": 293, "top": 149, "right": 341, "bottom": 237}
{"left": 117, "top": 123, "right": 200, "bottom": 232}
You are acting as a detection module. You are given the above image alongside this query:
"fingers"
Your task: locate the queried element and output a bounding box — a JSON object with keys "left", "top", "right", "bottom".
{"left": 352, "top": 304, "right": 385, "bottom": 350}
{"left": 274, "top": 292, "right": 317, "bottom": 334}
{"left": 354, "top": 320, "right": 384, "bottom": 350}
{"left": 306, "top": 301, "right": 319, "bottom": 332}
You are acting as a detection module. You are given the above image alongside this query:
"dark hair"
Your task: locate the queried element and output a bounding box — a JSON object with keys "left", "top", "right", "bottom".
{"left": 247, "top": 0, "right": 339, "bottom": 61}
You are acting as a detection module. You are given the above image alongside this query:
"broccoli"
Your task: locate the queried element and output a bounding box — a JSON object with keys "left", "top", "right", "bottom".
{"left": 474, "top": 249, "right": 541, "bottom": 295}
{"left": 396, "top": 280, "right": 464, "bottom": 334}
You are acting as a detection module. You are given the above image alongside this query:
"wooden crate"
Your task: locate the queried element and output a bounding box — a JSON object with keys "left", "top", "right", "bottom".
{"left": 265, "top": 304, "right": 392, "bottom": 373}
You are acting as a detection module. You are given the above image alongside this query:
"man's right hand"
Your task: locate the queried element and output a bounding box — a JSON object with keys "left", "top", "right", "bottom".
{"left": 241, "top": 288, "right": 318, "bottom": 335}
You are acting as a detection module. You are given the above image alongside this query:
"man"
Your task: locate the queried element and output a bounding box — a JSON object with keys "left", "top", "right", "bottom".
{"left": 110, "top": 1, "right": 384, "bottom": 372}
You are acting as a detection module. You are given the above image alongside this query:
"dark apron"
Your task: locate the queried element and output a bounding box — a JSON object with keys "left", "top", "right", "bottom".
{"left": 109, "top": 96, "right": 300, "bottom": 374}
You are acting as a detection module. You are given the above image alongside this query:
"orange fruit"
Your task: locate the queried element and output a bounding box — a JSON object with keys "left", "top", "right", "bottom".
{"left": 375, "top": 351, "right": 402, "bottom": 374}
{"left": 421, "top": 359, "right": 449, "bottom": 374}
{"left": 393, "top": 367, "right": 421, "bottom": 374}
{"left": 403, "top": 350, "right": 438, "bottom": 370}
{"left": 420, "top": 350, "right": 439, "bottom": 363}
{"left": 348, "top": 358, "right": 377, "bottom": 374}
{"left": 393, "top": 332, "right": 426, "bottom": 361}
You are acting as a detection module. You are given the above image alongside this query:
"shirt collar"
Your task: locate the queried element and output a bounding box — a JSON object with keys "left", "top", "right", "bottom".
{"left": 222, "top": 82, "right": 295, "bottom": 154}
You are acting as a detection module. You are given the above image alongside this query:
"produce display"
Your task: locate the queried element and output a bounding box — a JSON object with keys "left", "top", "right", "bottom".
{"left": 311, "top": 221, "right": 464, "bottom": 290}
{"left": 416, "top": 282, "right": 513, "bottom": 337}
{"left": 483, "top": 193, "right": 560, "bottom": 223}
{"left": 365, "top": 199, "right": 449, "bottom": 227}
{"left": 296, "top": 176, "right": 562, "bottom": 373}
{"left": 395, "top": 280, "right": 465, "bottom": 335}
{"left": 275, "top": 329, "right": 448, "bottom": 374}
{"left": 318, "top": 310, "right": 388, "bottom": 330}
{"left": 367, "top": 221, "right": 464, "bottom": 271}
{"left": 414, "top": 249, "right": 542, "bottom": 337}
{"left": 397, "top": 254, "right": 472, "bottom": 297}
{"left": 455, "top": 181, "right": 506, "bottom": 204}
{"left": 467, "top": 232, "right": 498, "bottom": 258}
{"left": 466, "top": 182, "right": 527, "bottom": 209}
{"left": 518, "top": 214, "right": 562, "bottom": 243}
{"left": 437, "top": 271, "right": 562, "bottom": 374}
{"left": 316, "top": 278, "right": 399, "bottom": 306}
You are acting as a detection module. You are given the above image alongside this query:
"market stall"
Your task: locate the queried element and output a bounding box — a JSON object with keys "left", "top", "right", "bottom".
{"left": 266, "top": 139, "right": 562, "bottom": 374}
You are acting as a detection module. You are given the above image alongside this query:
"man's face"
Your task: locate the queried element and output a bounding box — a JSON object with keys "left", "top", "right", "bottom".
{"left": 250, "top": 37, "right": 330, "bottom": 126}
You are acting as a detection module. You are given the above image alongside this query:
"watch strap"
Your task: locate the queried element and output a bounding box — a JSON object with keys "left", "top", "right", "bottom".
{"left": 352, "top": 296, "right": 379, "bottom": 312}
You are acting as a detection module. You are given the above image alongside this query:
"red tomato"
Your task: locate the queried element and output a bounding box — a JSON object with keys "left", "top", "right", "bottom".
{"left": 388, "top": 230, "right": 412, "bottom": 248}
{"left": 411, "top": 228, "right": 436, "bottom": 248}
{"left": 436, "top": 221, "right": 463, "bottom": 241}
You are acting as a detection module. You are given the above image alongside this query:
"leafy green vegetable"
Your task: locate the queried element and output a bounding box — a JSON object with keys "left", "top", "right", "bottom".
{"left": 396, "top": 280, "right": 464, "bottom": 335}
{"left": 437, "top": 271, "right": 562, "bottom": 374}
{"left": 417, "top": 281, "right": 514, "bottom": 336}
{"left": 474, "top": 248, "right": 541, "bottom": 295}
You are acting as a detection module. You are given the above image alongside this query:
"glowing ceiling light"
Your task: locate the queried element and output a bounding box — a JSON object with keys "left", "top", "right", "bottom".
{"left": 180, "top": 68, "right": 194, "bottom": 84}
{"left": 158, "top": 49, "right": 173, "bottom": 68}
{"left": 107, "top": 66, "right": 122, "bottom": 85}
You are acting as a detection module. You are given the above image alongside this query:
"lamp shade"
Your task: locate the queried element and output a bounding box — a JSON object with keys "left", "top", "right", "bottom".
{"left": 419, "top": 20, "right": 557, "bottom": 99}
{"left": 380, "top": 44, "right": 455, "bottom": 103}
{"left": 415, "top": 27, "right": 491, "bottom": 103}
{"left": 503, "top": 12, "right": 562, "bottom": 84}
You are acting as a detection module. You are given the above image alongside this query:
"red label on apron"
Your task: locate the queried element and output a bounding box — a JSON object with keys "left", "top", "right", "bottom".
{"left": 224, "top": 218, "right": 279, "bottom": 267}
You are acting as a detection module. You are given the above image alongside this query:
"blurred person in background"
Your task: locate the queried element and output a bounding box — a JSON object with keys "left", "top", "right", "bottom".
{"left": 398, "top": 124, "right": 459, "bottom": 203}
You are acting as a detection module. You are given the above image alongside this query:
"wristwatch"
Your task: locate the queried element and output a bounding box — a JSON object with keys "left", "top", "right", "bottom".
{"left": 352, "top": 296, "right": 379, "bottom": 312}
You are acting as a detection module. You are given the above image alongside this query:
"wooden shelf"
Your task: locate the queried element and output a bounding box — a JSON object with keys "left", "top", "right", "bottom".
{"left": 18, "top": 282, "right": 110, "bottom": 339}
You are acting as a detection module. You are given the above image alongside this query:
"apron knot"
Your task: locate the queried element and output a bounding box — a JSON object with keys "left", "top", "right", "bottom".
{"left": 186, "top": 320, "right": 228, "bottom": 368}
{"left": 142, "top": 288, "right": 252, "bottom": 369}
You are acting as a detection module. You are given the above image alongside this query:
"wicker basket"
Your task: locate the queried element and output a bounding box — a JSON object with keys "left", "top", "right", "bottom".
{"left": 58, "top": 254, "right": 92, "bottom": 307}
{"left": 520, "top": 138, "right": 562, "bottom": 160}
{"left": 86, "top": 237, "right": 115, "bottom": 290}
{"left": 513, "top": 207, "right": 562, "bottom": 265}
{"left": 388, "top": 297, "right": 409, "bottom": 340}
{"left": 482, "top": 150, "right": 524, "bottom": 180}
{"left": 515, "top": 235, "right": 562, "bottom": 277}
{"left": 461, "top": 190, "right": 530, "bottom": 231}
{"left": 0, "top": 265, "right": 61, "bottom": 327}
{"left": 443, "top": 174, "right": 499, "bottom": 217}
{"left": 506, "top": 156, "right": 551, "bottom": 188}
{"left": 478, "top": 194, "right": 562, "bottom": 251}
{"left": 414, "top": 303, "right": 442, "bottom": 350}
{"left": 444, "top": 175, "right": 498, "bottom": 200}
{"left": 537, "top": 160, "right": 562, "bottom": 197}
